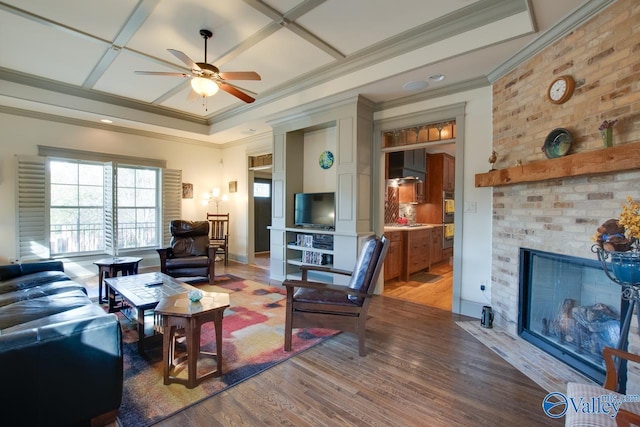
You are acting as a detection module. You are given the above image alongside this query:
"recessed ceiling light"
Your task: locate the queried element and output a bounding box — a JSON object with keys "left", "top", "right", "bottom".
{"left": 100, "top": 119, "right": 113, "bottom": 124}
{"left": 429, "top": 74, "right": 446, "bottom": 82}
{"left": 402, "top": 80, "right": 428, "bottom": 91}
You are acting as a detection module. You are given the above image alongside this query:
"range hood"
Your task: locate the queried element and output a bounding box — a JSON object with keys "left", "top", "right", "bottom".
{"left": 394, "top": 176, "right": 422, "bottom": 184}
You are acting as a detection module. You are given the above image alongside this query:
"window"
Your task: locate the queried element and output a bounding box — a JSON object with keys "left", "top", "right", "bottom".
{"left": 253, "top": 181, "right": 271, "bottom": 198}
{"left": 117, "top": 166, "right": 158, "bottom": 250}
{"left": 48, "top": 160, "right": 159, "bottom": 256}
{"left": 50, "top": 160, "right": 105, "bottom": 255}
{"left": 16, "top": 148, "right": 180, "bottom": 261}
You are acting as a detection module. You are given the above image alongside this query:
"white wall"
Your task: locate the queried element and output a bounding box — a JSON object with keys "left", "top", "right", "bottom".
{"left": 374, "top": 86, "right": 493, "bottom": 316}
{"left": 0, "top": 113, "right": 222, "bottom": 265}
{"left": 220, "top": 134, "right": 272, "bottom": 263}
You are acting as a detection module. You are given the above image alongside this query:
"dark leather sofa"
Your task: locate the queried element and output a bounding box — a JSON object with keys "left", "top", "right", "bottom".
{"left": 0, "top": 260, "right": 123, "bottom": 427}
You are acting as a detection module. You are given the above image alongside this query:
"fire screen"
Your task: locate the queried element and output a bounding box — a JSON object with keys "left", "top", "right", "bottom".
{"left": 518, "top": 248, "right": 627, "bottom": 383}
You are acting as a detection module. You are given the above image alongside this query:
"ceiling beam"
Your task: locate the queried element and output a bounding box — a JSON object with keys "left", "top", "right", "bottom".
{"left": 239, "top": 0, "right": 344, "bottom": 61}
{"left": 82, "top": 0, "right": 159, "bottom": 88}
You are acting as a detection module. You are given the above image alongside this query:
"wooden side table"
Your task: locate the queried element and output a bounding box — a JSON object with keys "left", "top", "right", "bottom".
{"left": 155, "top": 291, "right": 230, "bottom": 389}
{"left": 94, "top": 257, "right": 143, "bottom": 304}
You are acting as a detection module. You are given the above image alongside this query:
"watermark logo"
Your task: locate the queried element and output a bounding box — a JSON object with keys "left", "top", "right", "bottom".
{"left": 543, "top": 391, "right": 640, "bottom": 419}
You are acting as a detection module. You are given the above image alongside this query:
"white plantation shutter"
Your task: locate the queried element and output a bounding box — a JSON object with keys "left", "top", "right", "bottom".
{"left": 16, "top": 156, "right": 49, "bottom": 260}
{"left": 103, "top": 162, "right": 117, "bottom": 256}
{"left": 161, "top": 169, "right": 182, "bottom": 247}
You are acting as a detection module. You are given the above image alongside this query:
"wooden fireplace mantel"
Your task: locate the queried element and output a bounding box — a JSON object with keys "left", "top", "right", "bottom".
{"left": 475, "top": 140, "right": 640, "bottom": 188}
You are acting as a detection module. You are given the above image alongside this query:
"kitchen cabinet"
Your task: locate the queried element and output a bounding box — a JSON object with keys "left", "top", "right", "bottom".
{"left": 443, "top": 154, "right": 455, "bottom": 192}
{"left": 402, "top": 228, "right": 431, "bottom": 281}
{"left": 427, "top": 153, "right": 455, "bottom": 199}
{"left": 398, "top": 181, "right": 425, "bottom": 204}
{"left": 384, "top": 231, "right": 403, "bottom": 281}
{"left": 418, "top": 153, "right": 455, "bottom": 224}
{"left": 431, "top": 227, "right": 443, "bottom": 264}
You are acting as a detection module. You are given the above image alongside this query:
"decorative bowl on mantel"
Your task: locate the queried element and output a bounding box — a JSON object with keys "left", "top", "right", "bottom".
{"left": 542, "top": 128, "right": 573, "bottom": 159}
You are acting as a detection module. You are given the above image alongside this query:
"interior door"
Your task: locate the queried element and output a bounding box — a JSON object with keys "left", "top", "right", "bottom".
{"left": 254, "top": 178, "right": 272, "bottom": 253}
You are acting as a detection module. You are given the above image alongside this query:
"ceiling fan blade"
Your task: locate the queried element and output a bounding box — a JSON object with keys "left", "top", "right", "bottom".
{"left": 167, "top": 49, "right": 201, "bottom": 71}
{"left": 219, "top": 82, "right": 255, "bottom": 103}
{"left": 218, "top": 71, "right": 261, "bottom": 81}
{"left": 221, "top": 80, "right": 257, "bottom": 96}
{"left": 135, "top": 71, "right": 191, "bottom": 77}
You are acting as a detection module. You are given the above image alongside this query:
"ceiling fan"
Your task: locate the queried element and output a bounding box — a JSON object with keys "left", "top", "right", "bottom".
{"left": 135, "top": 29, "right": 261, "bottom": 103}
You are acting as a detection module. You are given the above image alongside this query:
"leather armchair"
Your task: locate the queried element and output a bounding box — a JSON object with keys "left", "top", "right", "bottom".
{"left": 283, "top": 235, "right": 389, "bottom": 356}
{"left": 157, "top": 220, "right": 216, "bottom": 284}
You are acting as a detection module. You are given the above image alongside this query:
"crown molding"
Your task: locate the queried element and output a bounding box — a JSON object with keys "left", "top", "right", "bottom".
{"left": 374, "top": 77, "right": 489, "bottom": 112}
{"left": 0, "top": 67, "right": 208, "bottom": 124}
{"left": 487, "top": 0, "right": 616, "bottom": 82}
{"left": 0, "top": 105, "right": 217, "bottom": 148}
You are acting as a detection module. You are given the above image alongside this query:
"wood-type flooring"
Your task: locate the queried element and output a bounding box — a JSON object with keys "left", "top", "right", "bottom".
{"left": 383, "top": 260, "right": 454, "bottom": 311}
{"left": 82, "top": 260, "right": 560, "bottom": 427}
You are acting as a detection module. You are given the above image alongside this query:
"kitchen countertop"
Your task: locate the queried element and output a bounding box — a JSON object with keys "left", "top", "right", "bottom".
{"left": 383, "top": 224, "right": 441, "bottom": 231}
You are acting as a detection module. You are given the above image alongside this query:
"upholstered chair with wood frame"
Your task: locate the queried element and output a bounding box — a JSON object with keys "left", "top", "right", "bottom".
{"left": 207, "top": 213, "right": 229, "bottom": 265}
{"left": 565, "top": 347, "right": 640, "bottom": 427}
{"left": 283, "top": 234, "right": 389, "bottom": 357}
{"left": 156, "top": 220, "right": 216, "bottom": 284}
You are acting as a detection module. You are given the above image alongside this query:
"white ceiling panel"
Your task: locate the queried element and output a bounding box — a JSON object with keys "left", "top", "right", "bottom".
{"left": 92, "top": 50, "right": 186, "bottom": 103}
{"left": 220, "top": 27, "right": 335, "bottom": 93}
{"left": 0, "top": 9, "right": 108, "bottom": 85}
{"left": 1, "top": 0, "right": 139, "bottom": 41}
{"left": 263, "top": 0, "right": 306, "bottom": 15}
{"left": 296, "top": 0, "right": 483, "bottom": 55}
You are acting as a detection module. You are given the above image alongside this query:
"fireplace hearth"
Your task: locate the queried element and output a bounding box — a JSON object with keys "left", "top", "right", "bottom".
{"left": 518, "top": 248, "right": 628, "bottom": 383}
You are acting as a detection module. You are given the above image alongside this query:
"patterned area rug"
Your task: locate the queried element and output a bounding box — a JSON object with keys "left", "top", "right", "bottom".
{"left": 117, "top": 275, "right": 338, "bottom": 427}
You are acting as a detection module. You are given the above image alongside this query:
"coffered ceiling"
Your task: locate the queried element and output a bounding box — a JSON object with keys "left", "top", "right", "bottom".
{"left": 0, "top": 0, "right": 595, "bottom": 145}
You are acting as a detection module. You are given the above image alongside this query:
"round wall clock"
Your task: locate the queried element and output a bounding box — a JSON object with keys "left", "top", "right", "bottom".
{"left": 547, "top": 75, "right": 575, "bottom": 104}
{"left": 319, "top": 150, "right": 334, "bottom": 169}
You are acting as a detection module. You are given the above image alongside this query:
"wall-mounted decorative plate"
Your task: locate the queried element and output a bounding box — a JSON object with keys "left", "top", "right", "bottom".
{"left": 543, "top": 128, "right": 573, "bottom": 159}
{"left": 319, "top": 150, "right": 334, "bottom": 169}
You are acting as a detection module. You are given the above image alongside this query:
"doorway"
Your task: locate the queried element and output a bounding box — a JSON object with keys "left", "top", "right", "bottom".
{"left": 382, "top": 148, "right": 455, "bottom": 311}
{"left": 253, "top": 174, "right": 271, "bottom": 269}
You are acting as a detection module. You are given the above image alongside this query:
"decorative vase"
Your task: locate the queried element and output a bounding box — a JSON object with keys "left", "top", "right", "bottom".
{"left": 602, "top": 128, "right": 613, "bottom": 148}
{"left": 609, "top": 251, "right": 640, "bottom": 285}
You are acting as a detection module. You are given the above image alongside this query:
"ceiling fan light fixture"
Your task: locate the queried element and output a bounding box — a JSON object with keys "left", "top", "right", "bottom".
{"left": 191, "top": 77, "right": 219, "bottom": 97}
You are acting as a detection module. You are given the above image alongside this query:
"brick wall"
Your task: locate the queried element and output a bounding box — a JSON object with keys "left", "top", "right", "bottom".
{"left": 491, "top": 0, "right": 640, "bottom": 333}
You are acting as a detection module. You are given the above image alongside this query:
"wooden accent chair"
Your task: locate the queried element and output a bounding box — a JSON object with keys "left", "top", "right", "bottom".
{"left": 283, "top": 234, "right": 389, "bottom": 357}
{"left": 565, "top": 347, "right": 640, "bottom": 426}
{"left": 207, "top": 213, "right": 229, "bottom": 265}
{"left": 156, "top": 220, "right": 216, "bottom": 284}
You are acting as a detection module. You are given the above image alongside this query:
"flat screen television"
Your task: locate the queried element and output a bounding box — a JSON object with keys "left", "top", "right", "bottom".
{"left": 294, "top": 192, "right": 335, "bottom": 229}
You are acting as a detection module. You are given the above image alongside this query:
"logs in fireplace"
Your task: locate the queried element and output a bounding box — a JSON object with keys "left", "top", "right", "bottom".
{"left": 541, "top": 299, "right": 619, "bottom": 362}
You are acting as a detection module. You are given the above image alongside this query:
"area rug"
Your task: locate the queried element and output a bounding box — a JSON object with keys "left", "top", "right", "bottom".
{"left": 117, "top": 275, "right": 338, "bottom": 427}
{"left": 409, "top": 271, "right": 442, "bottom": 283}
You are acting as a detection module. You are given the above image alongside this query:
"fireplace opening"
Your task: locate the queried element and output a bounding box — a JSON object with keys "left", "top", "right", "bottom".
{"left": 518, "top": 248, "right": 628, "bottom": 383}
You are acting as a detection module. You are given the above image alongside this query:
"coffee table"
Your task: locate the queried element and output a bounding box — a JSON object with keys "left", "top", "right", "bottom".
{"left": 94, "top": 256, "right": 143, "bottom": 303}
{"left": 105, "top": 272, "right": 197, "bottom": 356}
{"left": 155, "top": 292, "right": 230, "bottom": 388}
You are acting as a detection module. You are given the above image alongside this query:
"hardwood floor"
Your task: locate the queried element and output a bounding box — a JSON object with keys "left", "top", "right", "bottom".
{"left": 93, "top": 260, "right": 559, "bottom": 427}
{"left": 383, "top": 260, "right": 453, "bottom": 311}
